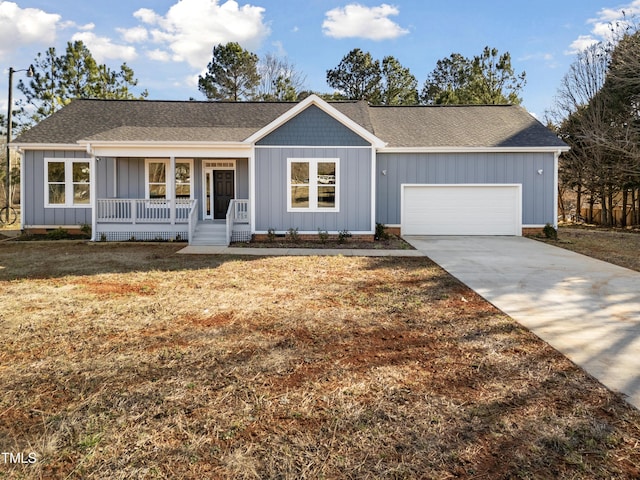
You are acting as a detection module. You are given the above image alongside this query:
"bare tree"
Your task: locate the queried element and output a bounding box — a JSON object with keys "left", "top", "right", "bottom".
{"left": 256, "top": 53, "right": 307, "bottom": 101}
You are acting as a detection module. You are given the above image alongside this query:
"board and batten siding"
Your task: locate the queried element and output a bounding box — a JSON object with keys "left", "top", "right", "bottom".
{"left": 376, "top": 152, "right": 555, "bottom": 226}
{"left": 22, "top": 149, "right": 92, "bottom": 227}
{"left": 255, "top": 147, "right": 373, "bottom": 232}
{"left": 256, "top": 105, "right": 370, "bottom": 147}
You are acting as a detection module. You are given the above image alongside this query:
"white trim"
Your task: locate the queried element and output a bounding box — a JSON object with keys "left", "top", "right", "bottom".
{"left": 400, "top": 183, "right": 523, "bottom": 236}
{"left": 44, "top": 158, "right": 92, "bottom": 208}
{"left": 244, "top": 94, "right": 386, "bottom": 148}
{"left": 85, "top": 144, "right": 251, "bottom": 159}
{"left": 523, "top": 224, "right": 547, "bottom": 228}
{"left": 90, "top": 155, "right": 97, "bottom": 241}
{"left": 249, "top": 147, "right": 256, "bottom": 234}
{"left": 370, "top": 146, "right": 376, "bottom": 232}
{"left": 254, "top": 145, "right": 373, "bottom": 150}
{"left": 81, "top": 141, "right": 248, "bottom": 148}
{"left": 24, "top": 224, "right": 85, "bottom": 229}
{"left": 254, "top": 230, "right": 374, "bottom": 235}
{"left": 14, "top": 144, "right": 84, "bottom": 151}
{"left": 379, "top": 146, "right": 570, "bottom": 154}
{"left": 202, "top": 159, "right": 237, "bottom": 220}
{"left": 553, "top": 151, "right": 560, "bottom": 229}
{"left": 19, "top": 150, "right": 25, "bottom": 230}
{"left": 144, "top": 158, "right": 194, "bottom": 200}
{"left": 287, "top": 158, "right": 340, "bottom": 213}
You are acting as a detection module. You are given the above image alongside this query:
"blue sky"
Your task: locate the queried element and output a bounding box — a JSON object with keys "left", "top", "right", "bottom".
{"left": 1, "top": 0, "right": 639, "bottom": 120}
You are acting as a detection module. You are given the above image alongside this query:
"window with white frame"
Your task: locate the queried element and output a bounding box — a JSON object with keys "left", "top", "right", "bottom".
{"left": 45, "top": 159, "right": 91, "bottom": 207}
{"left": 145, "top": 159, "right": 193, "bottom": 199}
{"left": 287, "top": 158, "right": 339, "bottom": 212}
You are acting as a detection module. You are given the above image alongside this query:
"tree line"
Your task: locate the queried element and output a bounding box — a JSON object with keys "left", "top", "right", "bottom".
{"left": 12, "top": 41, "right": 527, "bottom": 129}
{"left": 197, "top": 42, "right": 526, "bottom": 106}
{"left": 548, "top": 21, "right": 640, "bottom": 227}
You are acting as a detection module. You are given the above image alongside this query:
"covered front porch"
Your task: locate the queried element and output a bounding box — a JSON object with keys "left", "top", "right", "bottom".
{"left": 93, "top": 156, "right": 250, "bottom": 245}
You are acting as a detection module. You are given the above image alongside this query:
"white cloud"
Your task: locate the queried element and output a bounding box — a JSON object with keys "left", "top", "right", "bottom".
{"left": 134, "top": 8, "right": 163, "bottom": 25}
{"left": 519, "top": 52, "right": 554, "bottom": 62}
{"left": 147, "top": 48, "right": 171, "bottom": 62}
{"left": 0, "top": 1, "right": 60, "bottom": 58}
{"left": 118, "top": 26, "right": 149, "bottom": 43}
{"left": 71, "top": 31, "right": 138, "bottom": 62}
{"left": 568, "top": 1, "right": 640, "bottom": 54}
{"left": 565, "top": 35, "right": 600, "bottom": 55}
{"left": 322, "top": 3, "right": 409, "bottom": 40}
{"left": 133, "top": 0, "right": 270, "bottom": 68}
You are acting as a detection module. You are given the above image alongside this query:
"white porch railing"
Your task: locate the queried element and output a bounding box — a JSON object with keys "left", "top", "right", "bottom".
{"left": 97, "top": 198, "right": 195, "bottom": 224}
{"left": 226, "top": 199, "right": 250, "bottom": 245}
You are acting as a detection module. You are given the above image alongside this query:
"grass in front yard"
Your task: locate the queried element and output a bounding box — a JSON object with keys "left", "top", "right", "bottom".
{"left": 538, "top": 226, "right": 640, "bottom": 272}
{"left": 0, "top": 243, "right": 639, "bottom": 479}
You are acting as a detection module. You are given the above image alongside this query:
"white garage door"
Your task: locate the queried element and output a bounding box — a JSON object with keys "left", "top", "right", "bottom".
{"left": 401, "top": 184, "right": 522, "bottom": 236}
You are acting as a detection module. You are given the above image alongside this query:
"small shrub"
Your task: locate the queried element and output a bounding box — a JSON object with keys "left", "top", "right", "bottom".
{"left": 375, "top": 222, "right": 389, "bottom": 241}
{"left": 100, "top": 233, "right": 107, "bottom": 242}
{"left": 543, "top": 223, "right": 558, "bottom": 240}
{"left": 337, "top": 229, "right": 351, "bottom": 244}
{"left": 287, "top": 227, "right": 300, "bottom": 243}
{"left": 267, "top": 228, "right": 276, "bottom": 242}
{"left": 317, "top": 228, "right": 329, "bottom": 243}
{"left": 80, "top": 223, "right": 92, "bottom": 237}
{"left": 46, "top": 228, "right": 69, "bottom": 240}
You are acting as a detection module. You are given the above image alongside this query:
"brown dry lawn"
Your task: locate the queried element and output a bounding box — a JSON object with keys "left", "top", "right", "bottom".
{"left": 1, "top": 242, "right": 639, "bottom": 479}
{"left": 551, "top": 226, "right": 640, "bottom": 272}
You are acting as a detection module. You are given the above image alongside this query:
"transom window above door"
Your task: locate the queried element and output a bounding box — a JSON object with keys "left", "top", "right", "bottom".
{"left": 287, "top": 158, "right": 339, "bottom": 212}
{"left": 145, "top": 159, "right": 193, "bottom": 200}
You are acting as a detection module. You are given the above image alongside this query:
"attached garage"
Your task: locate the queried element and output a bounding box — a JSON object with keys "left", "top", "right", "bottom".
{"left": 401, "top": 184, "right": 522, "bottom": 236}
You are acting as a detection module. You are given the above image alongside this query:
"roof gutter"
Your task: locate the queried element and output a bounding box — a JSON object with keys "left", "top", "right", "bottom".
{"left": 378, "top": 146, "right": 570, "bottom": 154}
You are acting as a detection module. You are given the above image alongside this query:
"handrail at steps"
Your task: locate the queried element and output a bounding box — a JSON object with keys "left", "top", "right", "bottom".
{"left": 225, "top": 200, "right": 235, "bottom": 246}
{"left": 226, "top": 199, "right": 249, "bottom": 245}
{"left": 188, "top": 199, "right": 198, "bottom": 245}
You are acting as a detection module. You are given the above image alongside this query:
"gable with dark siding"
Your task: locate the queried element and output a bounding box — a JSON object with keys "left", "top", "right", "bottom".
{"left": 256, "top": 105, "right": 372, "bottom": 147}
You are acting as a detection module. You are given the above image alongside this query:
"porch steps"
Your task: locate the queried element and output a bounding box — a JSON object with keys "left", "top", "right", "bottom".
{"left": 190, "top": 222, "right": 227, "bottom": 246}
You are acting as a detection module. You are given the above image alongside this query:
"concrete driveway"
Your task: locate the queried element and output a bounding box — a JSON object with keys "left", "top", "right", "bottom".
{"left": 404, "top": 235, "right": 640, "bottom": 410}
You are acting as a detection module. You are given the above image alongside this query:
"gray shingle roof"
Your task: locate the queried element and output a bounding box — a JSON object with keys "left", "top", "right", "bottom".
{"left": 14, "top": 98, "right": 566, "bottom": 149}
{"left": 368, "top": 104, "right": 566, "bottom": 148}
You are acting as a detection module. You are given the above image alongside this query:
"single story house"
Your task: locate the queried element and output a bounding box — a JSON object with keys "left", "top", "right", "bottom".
{"left": 13, "top": 94, "right": 569, "bottom": 244}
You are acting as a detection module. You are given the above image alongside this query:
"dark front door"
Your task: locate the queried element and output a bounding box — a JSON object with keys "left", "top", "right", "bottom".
{"left": 213, "top": 170, "right": 234, "bottom": 219}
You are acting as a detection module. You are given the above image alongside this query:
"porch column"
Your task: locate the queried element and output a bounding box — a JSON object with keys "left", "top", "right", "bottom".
{"left": 90, "top": 152, "right": 97, "bottom": 241}
{"left": 169, "top": 155, "right": 176, "bottom": 225}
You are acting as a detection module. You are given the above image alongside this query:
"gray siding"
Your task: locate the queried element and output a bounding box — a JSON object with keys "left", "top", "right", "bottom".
{"left": 257, "top": 105, "right": 371, "bottom": 146}
{"left": 115, "top": 158, "right": 145, "bottom": 198}
{"left": 22, "top": 150, "right": 92, "bottom": 226}
{"left": 255, "top": 147, "right": 373, "bottom": 232}
{"left": 377, "top": 152, "right": 555, "bottom": 226}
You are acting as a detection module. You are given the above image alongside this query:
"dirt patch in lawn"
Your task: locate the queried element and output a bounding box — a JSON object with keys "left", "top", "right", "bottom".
{"left": 0, "top": 243, "right": 639, "bottom": 479}
{"left": 532, "top": 226, "right": 640, "bottom": 272}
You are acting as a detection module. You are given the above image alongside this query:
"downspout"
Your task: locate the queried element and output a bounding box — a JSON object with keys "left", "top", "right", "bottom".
{"left": 18, "top": 147, "right": 24, "bottom": 231}
{"left": 553, "top": 150, "right": 560, "bottom": 229}
{"left": 371, "top": 146, "right": 376, "bottom": 234}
